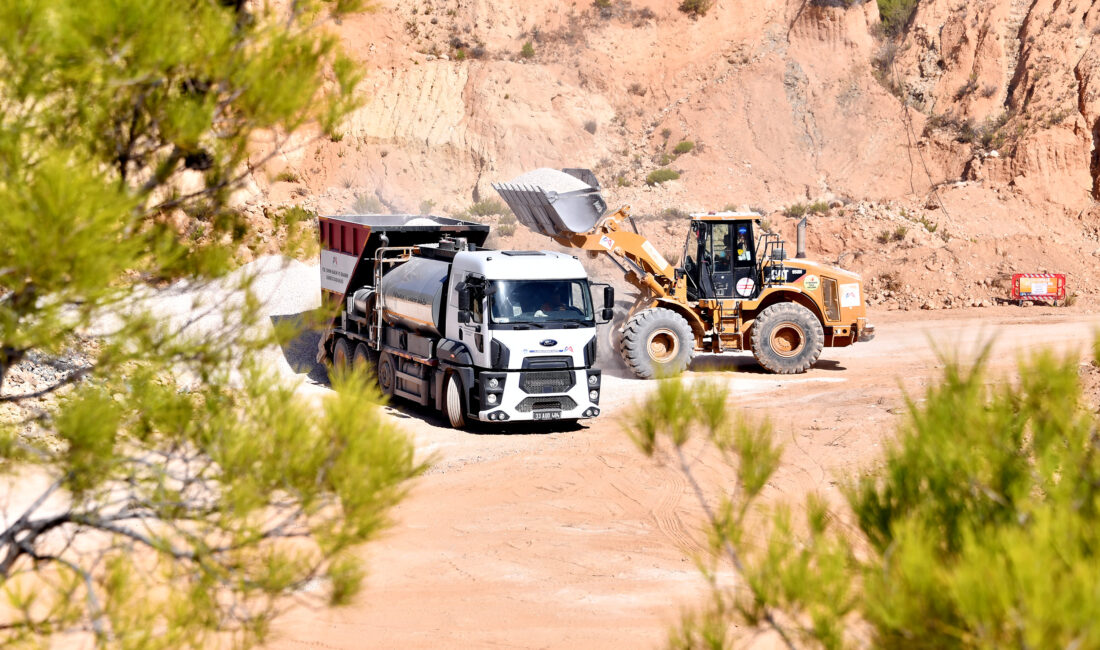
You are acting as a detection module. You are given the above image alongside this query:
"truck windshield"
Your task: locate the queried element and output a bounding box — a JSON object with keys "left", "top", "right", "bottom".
{"left": 488, "top": 280, "right": 594, "bottom": 327}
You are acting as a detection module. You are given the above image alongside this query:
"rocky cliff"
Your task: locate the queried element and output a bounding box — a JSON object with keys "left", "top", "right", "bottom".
{"left": 246, "top": 0, "right": 1100, "bottom": 309}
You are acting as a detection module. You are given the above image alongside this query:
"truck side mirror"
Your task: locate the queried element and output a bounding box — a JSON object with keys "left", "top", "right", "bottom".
{"left": 599, "top": 308, "right": 614, "bottom": 323}
{"left": 456, "top": 284, "right": 473, "bottom": 324}
{"left": 603, "top": 286, "right": 614, "bottom": 310}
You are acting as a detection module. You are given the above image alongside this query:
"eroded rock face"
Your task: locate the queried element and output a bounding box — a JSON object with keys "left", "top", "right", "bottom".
{"left": 894, "top": 0, "right": 1099, "bottom": 209}
{"left": 248, "top": 0, "right": 1100, "bottom": 281}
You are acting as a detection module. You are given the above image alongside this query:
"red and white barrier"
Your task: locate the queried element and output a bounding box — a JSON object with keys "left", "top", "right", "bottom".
{"left": 1010, "top": 273, "right": 1066, "bottom": 304}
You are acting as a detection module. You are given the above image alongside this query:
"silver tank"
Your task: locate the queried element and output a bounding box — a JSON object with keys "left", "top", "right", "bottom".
{"left": 378, "top": 256, "right": 450, "bottom": 337}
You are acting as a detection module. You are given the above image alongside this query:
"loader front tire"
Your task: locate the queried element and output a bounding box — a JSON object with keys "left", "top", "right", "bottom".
{"left": 751, "top": 302, "right": 824, "bottom": 374}
{"left": 621, "top": 307, "right": 695, "bottom": 379}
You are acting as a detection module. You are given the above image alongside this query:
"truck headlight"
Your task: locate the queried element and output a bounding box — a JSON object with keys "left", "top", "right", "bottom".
{"left": 588, "top": 374, "right": 598, "bottom": 386}
{"left": 487, "top": 393, "right": 498, "bottom": 405}
{"left": 589, "top": 390, "right": 599, "bottom": 401}
{"left": 488, "top": 377, "right": 499, "bottom": 389}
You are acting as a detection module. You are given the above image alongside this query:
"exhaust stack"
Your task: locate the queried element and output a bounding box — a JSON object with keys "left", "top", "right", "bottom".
{"left": 796, "top": 217, "right": 807, "bottom": 259}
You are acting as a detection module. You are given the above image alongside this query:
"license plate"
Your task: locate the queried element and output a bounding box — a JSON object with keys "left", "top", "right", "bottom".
{"left": 533, "top": 411, "right": 561, "bottom": 421}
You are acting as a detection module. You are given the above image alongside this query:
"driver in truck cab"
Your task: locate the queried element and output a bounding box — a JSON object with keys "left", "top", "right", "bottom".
{"left": 532, "top": 284, "right": 570, "bottom": 317}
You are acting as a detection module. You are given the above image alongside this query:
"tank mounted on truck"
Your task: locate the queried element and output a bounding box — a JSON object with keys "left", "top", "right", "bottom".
{"left": 492, "top": 169, "right": 874, "bottom": 378}
{"left": 316, "top": 213, "right": 614, "bottom": 428}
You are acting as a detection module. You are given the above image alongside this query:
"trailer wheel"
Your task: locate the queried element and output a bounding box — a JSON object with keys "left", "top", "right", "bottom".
{"left": 332, "top": 337, "right": 352, "bottom": 377}
{"left": 620, "top": 307, "right": 695, "bottom": 379}
{"left": 750, "top": 302, "right": 824, "bottom": 374}
{"left": 376, "top": 351, "right": 396, "bottom": 398}
{"left": 353, "top": 343, "right": 377, "bottom": 379}
{"left": 444, "top": 373, "right": 467, "bottom": 429}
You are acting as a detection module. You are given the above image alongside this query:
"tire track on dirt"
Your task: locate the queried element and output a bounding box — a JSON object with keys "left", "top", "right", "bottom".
{"left": 648, "top": 469, "right": 704, "bottom": 555}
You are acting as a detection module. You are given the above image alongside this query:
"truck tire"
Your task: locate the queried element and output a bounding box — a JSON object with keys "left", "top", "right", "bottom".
{"left": 620, "top": 307, "right": 695, "bottom": 379}
{"left": 332, "top": 337, "right": 352, "bottom": 376}
{"left": 751, "top": 302, "right": 824, "bottom": 374}
{"left": 376, "top": 351, "right": 396, "bottom": 398}
{"left": 444, "top": 373, "right": 467, "bottom": 429}
{"left": 353, "top": 343, "right": 377, "bottom": 379}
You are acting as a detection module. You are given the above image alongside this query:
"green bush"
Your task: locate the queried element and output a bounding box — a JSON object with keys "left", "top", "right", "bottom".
{"left": 497, "top": 223, "right": 516, "bottom": 237}
{"left": 466, "top": 198, "right": 508, "bottom": 217}
{"left": 808, "top": 200, "right": 830, "bottom": 215}
{"left": 352, "top": 193, "right": 384, "bottom": 214}
{"left": 646, "top": 168, "right": 680, "bottom": 185}
{"left": 678, "top": 0, "right": 714, "bottom": 17}
{"left": 520, "top": 41, "right": 535, "bottom": 59}
{"left": 673, "top": 140, "right": 695, "bottom": 155}
{"left": 632, "top": 344, "right": 1100, "bottom": 648}
{"left": 784, "top": 203, "right": 807, "bottom": 218}
{"left": 274, "top": 170, "right": 300, "bottom": 183}
{"left": 877, "top": 0, "right": 918, "bottom": 36}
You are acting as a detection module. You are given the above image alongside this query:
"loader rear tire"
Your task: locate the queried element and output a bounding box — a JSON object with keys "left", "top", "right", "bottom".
{"left": 621, "top": 307, "right": 695, "bottom": 379}
{"left": 751, "top": 302, "right": 823, "bottom": 374}
{"left": 332, "top": 337, "right": 352, "bottom": 377}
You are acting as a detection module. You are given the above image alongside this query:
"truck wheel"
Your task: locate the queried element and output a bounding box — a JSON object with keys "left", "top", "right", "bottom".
{"left": 751, "top": 302, "right": 824, "bottom": 374}
{"left": 444, "top": 373, "right": 467, "bottom": 429}
{"left": 332, "top": 338, "right": 352, "bottom": 376}
{"left": 376, "top": 351, "right": 396, "bottom": 398}
{"left": 353, "top": 343, "right": 377, "bottom": 379}
{"left": 620, "top": 307, "right": 695, "bottom": 379}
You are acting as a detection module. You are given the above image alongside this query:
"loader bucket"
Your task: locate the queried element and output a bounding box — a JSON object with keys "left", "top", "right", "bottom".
{"left": 492, "top": 168, "right": 608, "bottom": 238}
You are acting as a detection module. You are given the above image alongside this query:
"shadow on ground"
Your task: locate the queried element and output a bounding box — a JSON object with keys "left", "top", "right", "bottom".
{"left": 271, "top": 310, "right": 582, "bottom": 435}
{"left": 270, "top": 310, "right": 330, "bottom": 385}
{"left": 690, "top": 354, "right": 847, "bottom": 374}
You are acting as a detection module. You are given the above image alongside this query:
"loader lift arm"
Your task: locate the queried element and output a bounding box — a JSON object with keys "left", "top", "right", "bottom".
{"left": 493, "top": 171, "right": 676, "bottom": 302}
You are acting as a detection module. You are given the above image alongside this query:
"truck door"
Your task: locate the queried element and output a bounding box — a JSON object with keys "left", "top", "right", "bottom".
{"left": 453, "top": 272, "right": 489, "bottom": 366}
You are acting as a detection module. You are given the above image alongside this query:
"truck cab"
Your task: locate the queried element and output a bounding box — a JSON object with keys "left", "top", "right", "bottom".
{"left": 444, "top": 250, "right": 607, "bottom": 424}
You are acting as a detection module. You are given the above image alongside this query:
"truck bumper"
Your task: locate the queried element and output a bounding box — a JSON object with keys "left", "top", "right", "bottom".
{"left": 475, "top": 369, "right": 601, "bottom": 423}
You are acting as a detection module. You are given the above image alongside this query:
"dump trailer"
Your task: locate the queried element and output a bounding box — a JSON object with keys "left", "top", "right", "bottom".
{"left": 493, "top": 169, "right": 874, "bottom": 378}
{"left": 316, "top": 214, "right": 614, "bottom": 428}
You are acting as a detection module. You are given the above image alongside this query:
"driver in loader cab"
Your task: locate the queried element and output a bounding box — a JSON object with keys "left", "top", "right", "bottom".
{"left": 716, "top": 226, "right": 751, "bottom": 270}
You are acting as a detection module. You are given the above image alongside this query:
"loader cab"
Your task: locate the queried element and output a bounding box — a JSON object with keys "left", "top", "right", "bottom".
{"left": 681, "top": 214, "right": 761, "bottom": 301}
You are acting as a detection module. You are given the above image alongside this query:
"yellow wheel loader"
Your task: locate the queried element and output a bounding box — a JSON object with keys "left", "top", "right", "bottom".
{"left": 493, "top": 168, "right": 874, "bottom": 378}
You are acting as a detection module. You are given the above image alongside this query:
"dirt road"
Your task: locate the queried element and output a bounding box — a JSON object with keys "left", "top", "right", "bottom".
{"left": 270, "top": 306, "right": 1099, "bottom": 649}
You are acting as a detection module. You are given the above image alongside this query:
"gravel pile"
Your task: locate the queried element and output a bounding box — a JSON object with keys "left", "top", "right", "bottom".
{"left": 505, "top": 168, "right": 591, "bottom": 194}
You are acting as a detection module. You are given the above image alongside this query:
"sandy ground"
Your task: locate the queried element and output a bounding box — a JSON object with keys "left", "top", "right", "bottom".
{"left": 266, "top": 304, "right": 1100, "bottom": 650}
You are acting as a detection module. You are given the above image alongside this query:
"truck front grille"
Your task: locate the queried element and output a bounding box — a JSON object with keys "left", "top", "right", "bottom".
{"left": 519, "top": 370, "right": 575, "bottom": 394}
{"left": 515, "top": 396, "right": 578, "bottom": 413}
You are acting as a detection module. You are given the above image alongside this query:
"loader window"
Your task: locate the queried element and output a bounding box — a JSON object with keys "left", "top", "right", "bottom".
{"left": 711, "top": 223, "right": 733, "bottom": 272}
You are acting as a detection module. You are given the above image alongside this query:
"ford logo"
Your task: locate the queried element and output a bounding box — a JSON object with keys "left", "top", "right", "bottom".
{"left": 540, "top": 339, "right": 558, "bottom": 347}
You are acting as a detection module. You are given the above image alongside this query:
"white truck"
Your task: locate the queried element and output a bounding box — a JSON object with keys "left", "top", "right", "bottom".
{"left": 317, "top": 214, "right": 613, "bottom": 428}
